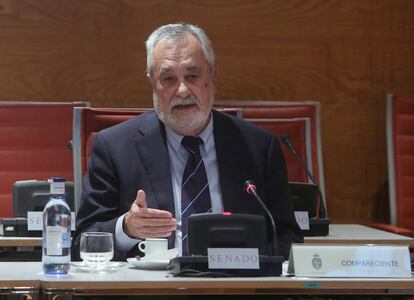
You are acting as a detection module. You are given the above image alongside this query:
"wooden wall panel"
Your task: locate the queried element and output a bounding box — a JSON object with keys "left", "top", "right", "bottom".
{"left": 1, "top": 0, "right": 414, "bottom": 224}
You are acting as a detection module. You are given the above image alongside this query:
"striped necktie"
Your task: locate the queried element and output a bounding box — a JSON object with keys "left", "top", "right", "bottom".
{"left": 181, "top": 136, "right": 212, "bottom": 255}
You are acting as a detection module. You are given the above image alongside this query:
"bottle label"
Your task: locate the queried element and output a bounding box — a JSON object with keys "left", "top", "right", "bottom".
{"left": 62, "top": 231, "right": 71, "bottom": 248}
{"left": 50, "top": 182, "right": 65, "bottom": 195}
{"left": 46, "top": 226, "right": 63, "bottom": 255}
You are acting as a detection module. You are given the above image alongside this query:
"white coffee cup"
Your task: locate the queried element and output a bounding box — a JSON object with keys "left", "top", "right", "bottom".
{"left": 138, "top": 238, "right": 168, "bottom": 256}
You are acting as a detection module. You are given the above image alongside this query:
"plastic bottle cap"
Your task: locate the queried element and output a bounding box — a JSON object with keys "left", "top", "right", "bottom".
{"left": 48, "top": 177, "right": 65, "bottom": 183}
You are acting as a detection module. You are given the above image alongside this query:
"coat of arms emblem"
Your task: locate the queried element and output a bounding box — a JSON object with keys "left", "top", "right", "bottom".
{"left": 312, "top": 253, "right": 322, "bottom": 270}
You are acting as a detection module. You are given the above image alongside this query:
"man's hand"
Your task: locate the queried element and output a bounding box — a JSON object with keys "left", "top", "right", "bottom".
{"left": 123, "top": 189, "right": 177, "bottom": 239}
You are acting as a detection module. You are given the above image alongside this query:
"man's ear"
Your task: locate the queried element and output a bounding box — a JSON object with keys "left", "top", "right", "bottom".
{"left": 147, "top": 73, "right": 154, "bottom": 88}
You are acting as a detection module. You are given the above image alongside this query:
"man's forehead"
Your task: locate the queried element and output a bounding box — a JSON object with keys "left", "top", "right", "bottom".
{"left": 151, "top": 35, "right": 209, "bottom": 75}
{"left": 159, "top": 64, "right": 200, "bottom": 73}
{"left": 154, "top": 35, "right": 203, "bottom": 58}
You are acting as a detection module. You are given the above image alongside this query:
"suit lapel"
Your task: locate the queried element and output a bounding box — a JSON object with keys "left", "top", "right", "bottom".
{"left": 213, "top": 110, "right": 257, "bottom": 213}
{"left": 133, "top": 112, "right": 175, "bottom": 216}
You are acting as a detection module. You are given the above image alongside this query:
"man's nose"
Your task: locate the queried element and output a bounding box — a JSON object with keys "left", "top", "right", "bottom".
{"left": 176, "top": 80, "right": 191, "bottom": 98}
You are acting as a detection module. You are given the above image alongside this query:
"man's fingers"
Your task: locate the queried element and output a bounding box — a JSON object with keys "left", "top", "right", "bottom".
{"left": 135, "top": 216, "right": 176, "bottom": 228}
{"left": 126, "top": 213, "right": 176, "bottom": 238}
{"left": 136, "top": 225, "right": 177, "bottom": 235}
{"left": 125, "top": 189, "right": 176, "bottom": 239}
{"left": 138, "top": 208, "right": 173, "bottom": 219}
{"left": 133, "top": 190, "right": 173, "bottom": 218}
{"left": 136, "top": 231, "right": 175, "bottom": 239}
{"left": 135, "top": 189, "right": 147, "bottom": 208}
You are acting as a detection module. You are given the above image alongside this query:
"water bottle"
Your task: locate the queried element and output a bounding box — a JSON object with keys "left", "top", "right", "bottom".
{"left": 42, "top": 177, "right": 71, "bottom": 274}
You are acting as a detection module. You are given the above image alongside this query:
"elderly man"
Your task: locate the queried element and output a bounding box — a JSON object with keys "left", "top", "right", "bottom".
{"left": 72, "top": 23, "right": 303, "bottom": 261}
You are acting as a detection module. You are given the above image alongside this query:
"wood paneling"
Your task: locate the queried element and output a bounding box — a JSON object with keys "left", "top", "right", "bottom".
{"left": 1, "top": 0, "right": 414, "bottom": 223}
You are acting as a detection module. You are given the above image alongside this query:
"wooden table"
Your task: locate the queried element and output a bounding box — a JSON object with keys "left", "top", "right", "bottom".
{"left": 0, "top": 236, "right": 41, "bottom": 247}
{"left": 0, "top": 262, "right": 40, "bottom": 299}
{"left": 3, "top": 262, "right": 410, "bottom": 299}
{"left": 305, "top": 224, "right": 414, "bottom": 245}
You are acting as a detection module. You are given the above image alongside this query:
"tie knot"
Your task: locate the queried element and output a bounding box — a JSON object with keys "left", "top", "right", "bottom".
{"left": 182, "top": 136, "right": 203, "bottom": 155}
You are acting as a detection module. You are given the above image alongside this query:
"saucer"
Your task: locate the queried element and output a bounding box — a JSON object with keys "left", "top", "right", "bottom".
{"left": 127, "top": 257, "right": 169, "bottom": 270}
{"left": 140, "top": 248, "right": 178, "bottom": 261}
{"left": 71, "top": 261, "right": 125, "bottom": 273}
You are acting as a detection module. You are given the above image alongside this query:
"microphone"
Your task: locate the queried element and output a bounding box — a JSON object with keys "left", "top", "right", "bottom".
{"left": 244, "top": 180, "right": 277, "bottom": 256}
{"left": 281, "top": 133, "right": 327, "bottom": 219}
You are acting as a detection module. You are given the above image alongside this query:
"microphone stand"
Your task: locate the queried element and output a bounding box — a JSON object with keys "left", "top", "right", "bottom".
{"left": 281, "top": 133, "right": 330, "bottom": 236}
{"left": 245, "top": 181, "right": 278, "bottom": 256}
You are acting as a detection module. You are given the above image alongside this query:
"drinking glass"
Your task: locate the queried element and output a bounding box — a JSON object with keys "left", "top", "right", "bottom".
{"left": 80, "top": 232, "right": 114, "bottom": 268}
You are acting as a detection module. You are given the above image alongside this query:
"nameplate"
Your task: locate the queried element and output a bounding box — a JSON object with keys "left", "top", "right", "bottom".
{"left": 288, "top": 244, "right": 411, "bottom": 277}
{"left": 27, "top": 211, "right": 76, "bottom": 231}
{"left": 207, "top": 248, "right": 259, "bottom": 269}
{"left": 295, "top": 211, "right": 310, "bottom": 230}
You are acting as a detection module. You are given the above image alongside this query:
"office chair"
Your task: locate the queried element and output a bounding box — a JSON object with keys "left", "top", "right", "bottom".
{"left": 371, "top": 94, "right": 414, "bottom": 237}
{"left": 215, "top": 100, "right": 326, "bottom": 209}
{"left": 0, "top": 101, "right": 89, "bottom": 218}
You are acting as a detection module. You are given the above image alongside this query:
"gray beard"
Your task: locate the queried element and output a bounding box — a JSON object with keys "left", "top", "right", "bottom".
{"left": 154, "top": 94, "right": 212, "bottom": 135}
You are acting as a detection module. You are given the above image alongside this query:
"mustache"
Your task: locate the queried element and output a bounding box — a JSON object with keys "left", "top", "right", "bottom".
{"left": 170, "top": 95, "right": 200, "bottom": 108}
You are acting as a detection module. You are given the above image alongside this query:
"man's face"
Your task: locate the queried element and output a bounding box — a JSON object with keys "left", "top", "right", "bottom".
{"left": 149, "top": 35, "right": 216, "bottom": 136}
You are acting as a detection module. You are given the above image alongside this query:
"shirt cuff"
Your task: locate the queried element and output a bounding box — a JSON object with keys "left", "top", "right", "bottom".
{"left": 115, "top": 213, "right": 140, "bottom": 252}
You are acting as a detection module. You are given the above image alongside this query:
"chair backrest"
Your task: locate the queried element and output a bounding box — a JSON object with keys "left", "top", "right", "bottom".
{"left": 387, "top": 94, "right": 414, "bottom": 229}
{"left": 214, "top": 100, "right": 325, "bottom": 200}
{"left": 0, "top": 101, "right": 90, "bottom": 217}
{"left": 246, "top": 118, "right": 312, "bottom": 183}
{"left": 72, "top": 107, "right": 242, "bottom": 211}
{"left": 72, "top": 107, "right": 149, "bottom": 210}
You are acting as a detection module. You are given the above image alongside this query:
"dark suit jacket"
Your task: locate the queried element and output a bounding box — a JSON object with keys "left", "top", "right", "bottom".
{"left": 72, "top": 109, "right": 303, "bottom": 261}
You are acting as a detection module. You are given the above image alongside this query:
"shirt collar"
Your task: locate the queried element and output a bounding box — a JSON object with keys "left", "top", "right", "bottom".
{"left": 165, "top": 112, "right": 214, "bottom": 152}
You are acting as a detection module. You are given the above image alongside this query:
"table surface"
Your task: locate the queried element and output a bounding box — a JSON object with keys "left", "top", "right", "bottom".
{"left": 0, "top": 235, "right": 41, "bottom": 247}
{"left": 306, "top": 224, "right": 414, "bottom": 245}
{"left": 1, "top": 224, "right": 413, "bottom": 247}
{"left": 0, "top": 262, "right": 413, "bottom": 297}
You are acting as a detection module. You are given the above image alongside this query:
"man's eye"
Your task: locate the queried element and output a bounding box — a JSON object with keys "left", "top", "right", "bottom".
{"left": 161, "top": 77, "right": 175, "bottom": 84}
{"left": 187, "top": 74, "right": 199, "bottom": 82}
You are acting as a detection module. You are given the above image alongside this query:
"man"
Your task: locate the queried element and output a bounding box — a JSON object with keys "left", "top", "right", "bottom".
{"left": 72, "top": 23, "right": 303, "bottom": 261}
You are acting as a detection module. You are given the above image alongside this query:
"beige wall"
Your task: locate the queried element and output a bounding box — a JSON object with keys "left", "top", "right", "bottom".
{"left": 1, "top": 0, "right": 414, "bottom": 224}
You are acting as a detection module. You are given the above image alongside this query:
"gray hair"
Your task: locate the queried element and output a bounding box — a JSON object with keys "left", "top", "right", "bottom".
{"left": 145, "top": 22, "right": 215, "bottom": 74}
